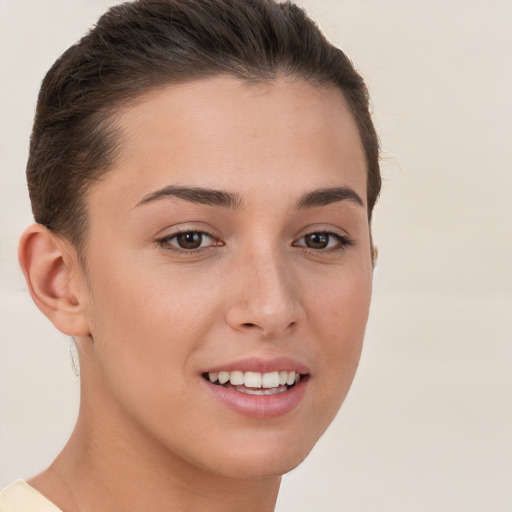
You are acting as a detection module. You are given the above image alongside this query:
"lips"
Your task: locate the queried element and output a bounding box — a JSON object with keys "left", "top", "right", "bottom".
{"left": 201, "top": 357, "right": 310, "bottom": 418}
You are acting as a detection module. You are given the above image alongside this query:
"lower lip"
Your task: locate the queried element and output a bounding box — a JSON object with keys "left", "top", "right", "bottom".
{"left": 202, "top": 377, "right": 308, "bottom": 419}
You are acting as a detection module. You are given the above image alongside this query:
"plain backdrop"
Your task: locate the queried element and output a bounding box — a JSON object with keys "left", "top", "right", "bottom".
{"left": 1, "top": 1, "right": 511, "bottom": 511}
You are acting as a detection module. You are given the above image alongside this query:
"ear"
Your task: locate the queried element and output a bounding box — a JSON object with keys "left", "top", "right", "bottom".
{"left": 371, "top": 244, "right": 379, "bottom": 269}
{"left": 18, "top": 224, "right": 91, "bottom": 337}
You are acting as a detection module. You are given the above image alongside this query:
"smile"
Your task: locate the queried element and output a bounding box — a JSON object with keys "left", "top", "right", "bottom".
{"left": 203, "top": 370, "right": 307, "bottom": 396}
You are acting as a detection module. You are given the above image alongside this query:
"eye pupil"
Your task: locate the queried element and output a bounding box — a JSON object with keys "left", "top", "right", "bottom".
{"left": 305, "top": 233, "right": 329, "bottom": 249}
{"left": 177, "top": 232, "right": 202, "bottom": 249}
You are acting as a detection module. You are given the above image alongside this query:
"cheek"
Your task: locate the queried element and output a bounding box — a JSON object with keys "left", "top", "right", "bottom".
{"left": 87, "top": 246, "right": 215, "bottom": 334}
{"left": 307, "top": 262, "right": 372, "bottom": 406}
{"left": 83, "top": 254, "right": 218, "bottom": 392}
{"left": 82, "top": 269, "right": 214, "bottom": 434}
{"left": 310, "top": 259, "right": 372, "bottom": 340}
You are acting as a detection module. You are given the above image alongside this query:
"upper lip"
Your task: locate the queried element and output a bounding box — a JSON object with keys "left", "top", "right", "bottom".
{"left": 204, "top": 356, "right": 310, "bottom": 375}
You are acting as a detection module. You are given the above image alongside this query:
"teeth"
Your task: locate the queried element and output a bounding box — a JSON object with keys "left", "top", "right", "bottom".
{"left": 262, "top": 371, "right": 280, "bottom": 388}
{"left": 230, "top": 370, "right": 244, "bottom": 385}
{"left": 218, "top": 371, "right": 230, "bottom": 384}
{"left": 286, "top": 371, "right": 296, "bottom": 386}
{"left": 207, "top": 370, "right": 304, "bottom": 389}
{"left": 236, "top": 385, "right": 288, "bottom": 395}
{"left": 244, "top": 371, "right": 262, "bottom": 388}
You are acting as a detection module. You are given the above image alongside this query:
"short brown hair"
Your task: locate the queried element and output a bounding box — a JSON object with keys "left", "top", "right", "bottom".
{"left": 27, "top": 0, "right": 381, "bottom": 252}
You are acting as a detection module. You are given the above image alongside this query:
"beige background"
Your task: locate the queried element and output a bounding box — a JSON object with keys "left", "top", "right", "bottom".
{"left": 1, "top": 1, "right": 511, "bottom": 510}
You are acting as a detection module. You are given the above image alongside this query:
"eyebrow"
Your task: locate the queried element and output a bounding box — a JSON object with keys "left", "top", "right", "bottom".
{"left": 136, "top": 185, "right": 242, "bottom": 209}
{"left": 136, "top": 185, "right": 364, "bottom": 210}
{"left": 295, "top": 187, "right": 364, "bottom": 209}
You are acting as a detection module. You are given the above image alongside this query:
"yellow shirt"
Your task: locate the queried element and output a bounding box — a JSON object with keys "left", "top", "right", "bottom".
{"left": 0, "top": 480, "right": 62, "bottom": 512}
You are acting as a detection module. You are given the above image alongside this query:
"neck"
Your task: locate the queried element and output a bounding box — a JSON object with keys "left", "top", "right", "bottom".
{"left": 30, "top": 382, "right": 281, "bottom": 512}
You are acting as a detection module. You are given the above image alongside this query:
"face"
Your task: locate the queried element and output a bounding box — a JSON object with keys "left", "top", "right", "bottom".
{"left": 77, "top": 76, "right": 373, "bottom": 478}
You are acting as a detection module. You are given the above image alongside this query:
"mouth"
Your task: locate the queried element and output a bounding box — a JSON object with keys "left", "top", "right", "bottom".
{"left": 202, "top": 370, "right": 310, "bottom": 396}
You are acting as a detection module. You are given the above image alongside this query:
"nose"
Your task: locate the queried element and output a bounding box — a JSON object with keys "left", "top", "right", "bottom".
{"left": 225, "top": 247, "right": 305, "bottom": 338}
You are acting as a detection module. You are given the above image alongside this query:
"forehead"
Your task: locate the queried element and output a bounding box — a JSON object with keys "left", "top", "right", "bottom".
{"left": 89, "top": 76, "right": 367, "bottom": 212}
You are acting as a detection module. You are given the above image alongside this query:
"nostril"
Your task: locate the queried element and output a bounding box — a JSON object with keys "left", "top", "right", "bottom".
{"left": 242, "top": 323, "right": 256, "bottom": 328}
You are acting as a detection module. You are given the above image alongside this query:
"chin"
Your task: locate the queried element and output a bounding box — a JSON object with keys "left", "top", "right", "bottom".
{"left": 187, "top": 427, "right": 322, "bottom": 480}
{"left": 209, "top": 449, "right": 309, "bottom": 480}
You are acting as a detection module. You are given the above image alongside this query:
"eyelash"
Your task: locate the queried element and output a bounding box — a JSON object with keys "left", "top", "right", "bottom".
{"left": 292, "top": 231, "right": 354, "bottom": 252}
{"left": 156, "top": 229, "right": 221, "bottom": 255}
{"left": 156, "top": 229, "right": 354, "bottom": 254}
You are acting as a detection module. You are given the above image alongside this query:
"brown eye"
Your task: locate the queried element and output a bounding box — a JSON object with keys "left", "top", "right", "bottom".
{"left": 157, "top": 230, "right": 219, "bottom": 252}
{"left": 294, "top": 231, "right": 353, "bottom": 251}
{"left": 304, "top": 233, "right": 329, "bottom": 249}
{"left": 175, "top": 232, "right": 204, "bottom": 249}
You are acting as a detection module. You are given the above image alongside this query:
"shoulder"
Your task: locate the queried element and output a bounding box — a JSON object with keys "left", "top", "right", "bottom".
{"left": 0, "top": 480, "right": 63, "bottom": 512}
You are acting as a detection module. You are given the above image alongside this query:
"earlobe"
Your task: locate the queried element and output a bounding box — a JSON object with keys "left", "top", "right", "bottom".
{"left": 18, "top": 224, "right": 90, "bottom": 337}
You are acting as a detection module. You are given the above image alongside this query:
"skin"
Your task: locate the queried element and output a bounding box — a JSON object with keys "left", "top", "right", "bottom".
{"left": 19, "top": 76, "right": 374, "bottom": 512}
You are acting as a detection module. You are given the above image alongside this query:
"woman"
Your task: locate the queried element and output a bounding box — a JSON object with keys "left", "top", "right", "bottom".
{"left": 0, "top": 0, "right": 380, "bottom": 510}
